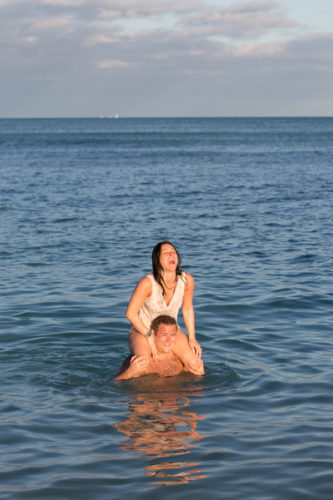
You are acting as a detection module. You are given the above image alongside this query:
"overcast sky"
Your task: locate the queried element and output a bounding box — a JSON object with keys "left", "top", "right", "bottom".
{"left": 1, "top": 0, "right": 332, "bottom": 117}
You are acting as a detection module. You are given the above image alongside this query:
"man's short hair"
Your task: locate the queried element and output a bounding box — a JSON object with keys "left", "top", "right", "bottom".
{"left": 151, "top": 315, "right": 177, "bottom": 333}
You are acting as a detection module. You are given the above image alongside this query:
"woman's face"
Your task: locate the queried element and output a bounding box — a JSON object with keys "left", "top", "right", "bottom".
{"left": 159, "top": 243, "right": 178, "bottom": 272}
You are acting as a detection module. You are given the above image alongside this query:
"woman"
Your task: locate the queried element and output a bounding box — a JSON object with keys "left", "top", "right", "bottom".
{"left": 126, "top": 241, "right": 202, "bottom": 372}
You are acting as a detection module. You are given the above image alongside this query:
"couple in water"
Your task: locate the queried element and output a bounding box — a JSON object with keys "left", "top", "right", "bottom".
{"left": 114, "top": 241, "right": 204, "bottom": 380}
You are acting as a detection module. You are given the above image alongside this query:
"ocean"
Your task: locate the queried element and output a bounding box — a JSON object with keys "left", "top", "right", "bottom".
{"left": 1, "top": 117, "right": 333, "bottom": 499}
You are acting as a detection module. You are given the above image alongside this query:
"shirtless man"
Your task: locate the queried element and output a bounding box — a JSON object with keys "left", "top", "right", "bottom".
{"left": 114, "top": 315, "right": 204, "bottom": 380}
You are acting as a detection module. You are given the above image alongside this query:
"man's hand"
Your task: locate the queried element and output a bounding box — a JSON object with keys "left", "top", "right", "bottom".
{"left": 114, "top": 355, "right": 149, "bottom": 380}
{"left": 128, "top": 355, "right": 149, "bottom": 374}
{"left": 187, "top": 356, "right": 205, "bottom": 376}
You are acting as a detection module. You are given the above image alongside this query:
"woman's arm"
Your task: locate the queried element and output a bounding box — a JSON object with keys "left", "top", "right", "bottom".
{"left": 126, "top": 276, "right": 152, "bottom": 335}
{"left": 126, "top": 277, "right": 157, "bottom": 356}
{"left": 182, "top": 273, "right": 202, "bottom": 357}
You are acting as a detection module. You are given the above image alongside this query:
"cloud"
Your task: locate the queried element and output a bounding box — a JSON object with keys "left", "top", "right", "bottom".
{"left": 42, "top": 0, "right": 84, "bottom": 5}
{"left": 182, "top": 0, "right": 299, "bottom": 39}
{"left": 84, "top": 34, "right": 120, "bottom": 46}
{"left": 98, "top": 59, "right": 131, "bottom": 69}
{"left": 94, "top": 0, "right": 299, "bottom": 41}
{"left": 0, "top": 0, "right": 300, "bottom": 46}
{"left": 27, "top": 16, "right": 72, "bottom": 32}
{"left": 0, "top": 0, "right": 332, "bottom": 116}
{"left": 95, "top": 0, "right": 202, "bottom": 19}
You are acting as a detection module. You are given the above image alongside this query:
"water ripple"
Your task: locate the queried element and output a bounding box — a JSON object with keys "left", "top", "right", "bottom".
{"left": 1, "top": 118, "right": 333, "bottom": 499}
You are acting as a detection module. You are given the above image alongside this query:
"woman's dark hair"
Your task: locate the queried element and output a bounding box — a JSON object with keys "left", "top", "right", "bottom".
{"left": 152, "top": 241, "right": 183, "bottom": 296}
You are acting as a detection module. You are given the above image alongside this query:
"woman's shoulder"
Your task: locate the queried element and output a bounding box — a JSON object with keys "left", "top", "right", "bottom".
{"left": 137, "top": 275, "right": 153, "bottom": 292}
{"left": 181, "top": 271, "right": 194, "bottom": 287}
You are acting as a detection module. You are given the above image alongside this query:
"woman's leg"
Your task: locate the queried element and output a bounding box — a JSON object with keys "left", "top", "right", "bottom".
{"left": 129, "top": 328, "right": 152, "bottom": 357}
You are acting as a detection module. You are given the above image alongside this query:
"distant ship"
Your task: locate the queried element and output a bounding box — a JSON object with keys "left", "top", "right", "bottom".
{"left": 99, "top": 113, "right": 119, "bottom": 119}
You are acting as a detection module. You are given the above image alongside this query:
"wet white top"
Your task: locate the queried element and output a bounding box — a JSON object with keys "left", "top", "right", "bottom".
{"left": 139, "top": 272, "right": 186, "bottom": 329}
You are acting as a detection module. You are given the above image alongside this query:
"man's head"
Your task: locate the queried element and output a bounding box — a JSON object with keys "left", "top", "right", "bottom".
{"left": 150, "top": 315, "right": 177, "bottom": 354}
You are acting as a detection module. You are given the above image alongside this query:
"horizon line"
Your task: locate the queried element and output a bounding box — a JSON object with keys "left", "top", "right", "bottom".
{"left": 1, "top": 115, "right": 333, "bottom": 120}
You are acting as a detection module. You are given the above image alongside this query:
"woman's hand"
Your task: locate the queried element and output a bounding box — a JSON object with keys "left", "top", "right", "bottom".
{"left": 189, "top": 338, "right": 202, "bottom": 357}
{"left": 148, "top": 335, "right": 158, "bottom": 359}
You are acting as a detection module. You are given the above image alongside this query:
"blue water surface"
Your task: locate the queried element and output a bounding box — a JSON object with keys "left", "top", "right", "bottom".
{"left": 1, "top": 117, "right": 333, "bottom": 499}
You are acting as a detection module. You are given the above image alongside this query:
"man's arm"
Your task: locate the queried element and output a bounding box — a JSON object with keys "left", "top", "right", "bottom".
{"left": 184, "top": 356, "right": 205, "bottom": 376}
{"left": 113, "top": 355, "right": 149, "bottom": 380}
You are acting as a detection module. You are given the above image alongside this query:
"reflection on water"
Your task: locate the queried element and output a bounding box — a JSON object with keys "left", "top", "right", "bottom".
{"left": 114, "top": 377, "right": 206, "bottom": 485}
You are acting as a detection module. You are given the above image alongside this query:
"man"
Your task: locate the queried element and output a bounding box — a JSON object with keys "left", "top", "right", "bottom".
{"left": 114, "top": 315, "right": 204, "bottom": 380}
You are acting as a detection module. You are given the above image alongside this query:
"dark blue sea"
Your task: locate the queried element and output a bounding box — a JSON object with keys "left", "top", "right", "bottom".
{"left": 1, "top": 117, "right": 333, "bottom": 499}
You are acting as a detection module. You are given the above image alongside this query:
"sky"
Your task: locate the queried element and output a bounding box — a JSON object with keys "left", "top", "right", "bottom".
{"left": 1, "top": 0, "right": 332, "bottom": 117}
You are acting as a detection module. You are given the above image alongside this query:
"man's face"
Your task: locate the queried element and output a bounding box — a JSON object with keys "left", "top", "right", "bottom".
{"left": 154, "top": 323, "right": 177, "bottom": 354}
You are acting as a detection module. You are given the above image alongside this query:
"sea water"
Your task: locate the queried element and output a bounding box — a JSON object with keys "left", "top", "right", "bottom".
{"left": 1, "top": 117, "right": 333, "bottom": 499}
